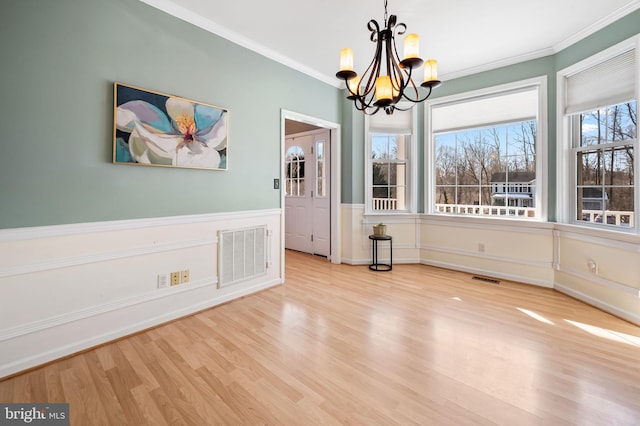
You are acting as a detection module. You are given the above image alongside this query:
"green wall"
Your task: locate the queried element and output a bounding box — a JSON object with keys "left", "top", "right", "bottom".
{"left": 340, "top": 98, "right": 364, "bottom": 205}
{"left": 0, "top": 0, "right": 341, "bottom": 229}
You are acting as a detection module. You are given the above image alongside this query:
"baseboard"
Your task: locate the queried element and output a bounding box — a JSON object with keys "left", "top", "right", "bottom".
{"left": 554, "top": 284, "right": 640, "bottom": 326}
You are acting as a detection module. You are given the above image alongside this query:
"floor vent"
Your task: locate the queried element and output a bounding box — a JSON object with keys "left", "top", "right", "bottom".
{"left": 472, "top": 276, "right": 501, "bottom": 285}
{"left": 218, "top": 225, "right": 267, "bottom": 288}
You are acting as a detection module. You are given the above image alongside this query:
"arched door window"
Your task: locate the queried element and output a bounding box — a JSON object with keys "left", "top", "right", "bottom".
{"left": 285, "top": 145, "right": 305, "bottom": 196}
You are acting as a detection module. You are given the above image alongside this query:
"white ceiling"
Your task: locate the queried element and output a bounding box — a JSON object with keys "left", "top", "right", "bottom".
{"left": 141, "top": 0, "right": 640, "bottom": 87}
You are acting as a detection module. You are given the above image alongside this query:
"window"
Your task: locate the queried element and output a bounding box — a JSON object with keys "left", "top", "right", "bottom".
{"left": 316, "top": 140, "right": 326, "bottom": 198}
{"left": 372, "top": 133, "right": 408, "bottom": 211}
{"left": 574, "top": 102, "right": 636, "bottom": 227}
{"left": 434, "top": 121, "right": 537, "bottom": 217}
{"left": 559, "top": 37, "right": 638, "bottom": 231}
{"left": 427, "top": 78, "right": 546, "bottom": 219}
{"left": 365, "top": 107, "right": 416, "bottom": 212}
{"left": 285, "top": 145, "right": 305, "bottom": 196}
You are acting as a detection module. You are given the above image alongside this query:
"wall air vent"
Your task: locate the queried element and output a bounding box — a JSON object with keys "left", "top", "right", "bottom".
{"left": 218, "top": 225, "right": 267, "bottom": 288}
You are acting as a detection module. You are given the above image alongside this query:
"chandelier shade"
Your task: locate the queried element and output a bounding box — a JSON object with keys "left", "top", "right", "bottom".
{"left": 335, "top": 0, "right": 441, "bottom": 115}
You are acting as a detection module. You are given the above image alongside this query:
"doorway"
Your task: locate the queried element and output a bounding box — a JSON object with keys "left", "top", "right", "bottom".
{"left": 281, "top": 111, "right": 340, "bottom": 267}
{"left": 285, "top": 128, "right": 330, "bottom": 256}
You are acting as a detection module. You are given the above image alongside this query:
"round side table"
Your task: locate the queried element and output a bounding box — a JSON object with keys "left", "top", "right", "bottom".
{"left": 368, "top": 234, "right": 392, "bottom": 271}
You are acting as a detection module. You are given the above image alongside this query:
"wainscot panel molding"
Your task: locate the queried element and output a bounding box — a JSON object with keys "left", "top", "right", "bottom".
{"left": 555, "top": 265, "right": 640, "bottom": 297}
{"left": 0, "top": 276, "right": 217, "bottom": 342}
{"left": 420, "top": 243, "right": 554, "bottom": 271}
{"left": 0, "top": 209, "right": 281, "bottom": 242}
{"left": 0, "top": 209, "right": 282, "bottom": 379}
{"left": 0, "top": 238, "right": 216, "bottom": 278}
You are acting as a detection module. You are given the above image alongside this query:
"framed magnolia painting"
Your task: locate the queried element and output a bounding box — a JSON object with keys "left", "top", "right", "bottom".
{"left": 113, "top": 83, "right": 228, "bottom": 170}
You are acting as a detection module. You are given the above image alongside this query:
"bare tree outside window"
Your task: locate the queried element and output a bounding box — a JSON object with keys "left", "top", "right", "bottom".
{"left": 576, "top": 101, "right": 636, "bottom": 227}
{"left": 434, "top": 120, "right": 537, "bottom": 217}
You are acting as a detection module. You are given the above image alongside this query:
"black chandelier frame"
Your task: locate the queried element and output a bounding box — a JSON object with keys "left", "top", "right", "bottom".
{"left": 336, "top": 0, "right": 441, "bottom": 115}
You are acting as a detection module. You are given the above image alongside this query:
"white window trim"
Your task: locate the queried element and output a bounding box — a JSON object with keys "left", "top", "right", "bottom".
{"left": 556, "top": 35, "right": 639, "bottom": 229}
{"left": 424, "top": 76, "right": 548, "bottom": 221}
{"left": 364, "top": 104, "right": 418, "bottom": 214}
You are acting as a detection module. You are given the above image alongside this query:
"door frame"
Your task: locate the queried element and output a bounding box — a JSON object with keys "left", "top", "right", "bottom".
{"left": 280, "top": 110, "right": 341, "bottom": 275}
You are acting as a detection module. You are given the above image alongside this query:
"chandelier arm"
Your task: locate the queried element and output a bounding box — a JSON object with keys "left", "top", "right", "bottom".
{"left": 392, "top": 23, "right": 416, "bottom": 97}
{"left": 364, "top": 33, "right": 383, "bottom": 97}
{"left": 384, "top": 29, "right": 403, "bottom": 95}
{"left": 402, "top": 83, "right": 434, "bottom": 104}
{"left": 394, "top": 66, "right": 418, "bottom": 103}
{"left": 356, "top": 21, "right": 385, "bottom": 111}
{"left": 364, "top": 105, "right": 382, "bottom": 115}
{"left": 384, "top": 31, "right": 393, "bottom": 81}
{"left": 349, "top": 19, "right": 381, "bottom": 102}
{"left": 353, "top": 97, "right": 381, "bottom": 115}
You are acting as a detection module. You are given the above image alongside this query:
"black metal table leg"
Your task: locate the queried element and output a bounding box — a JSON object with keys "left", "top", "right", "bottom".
{"left": 368, "top": 234, "right": 392, "bottom": 271}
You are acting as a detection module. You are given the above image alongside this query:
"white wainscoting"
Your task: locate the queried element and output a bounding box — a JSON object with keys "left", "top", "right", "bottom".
{"left": 0, "top": 209, "right": 282, "bottom": 378}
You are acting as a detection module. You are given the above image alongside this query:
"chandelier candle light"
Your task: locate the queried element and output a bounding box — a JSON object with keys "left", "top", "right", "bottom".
{"left": 336, "top": 0, "right": 441, "bottom": 115}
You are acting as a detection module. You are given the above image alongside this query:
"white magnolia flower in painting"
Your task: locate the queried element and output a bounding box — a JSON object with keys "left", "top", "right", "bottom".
{"left": 116, "top": 97, "right": 227, "bottom": 168}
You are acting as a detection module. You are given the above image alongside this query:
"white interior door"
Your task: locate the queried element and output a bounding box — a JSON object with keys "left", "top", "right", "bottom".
{"left": 311, "top": 131, "right": 330, "bottom": 256}
{"left": 285, "top": 129, "right": 331, "bottom": 256}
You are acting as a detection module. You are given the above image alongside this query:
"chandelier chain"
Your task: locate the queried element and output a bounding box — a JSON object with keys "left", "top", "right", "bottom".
{"left": 384, "top": 0, "right": 388, "bottom": 26}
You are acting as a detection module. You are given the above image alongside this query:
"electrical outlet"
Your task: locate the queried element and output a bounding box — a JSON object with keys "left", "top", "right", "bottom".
{"left": 170, "top": 271, "right": 180, "bottom": 286}
{"left": 157, "top": 274, "right": 170, "bottom": 289}
{"left": 478, "top": 243, "right": 485, "bottom": 253}
{"left": 181, "top": 269, "right": 190, "bottom": 283}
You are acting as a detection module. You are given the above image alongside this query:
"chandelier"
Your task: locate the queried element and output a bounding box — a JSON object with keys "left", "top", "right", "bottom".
{"left": 335, "top": 0, "right": 441, "bottom": 115}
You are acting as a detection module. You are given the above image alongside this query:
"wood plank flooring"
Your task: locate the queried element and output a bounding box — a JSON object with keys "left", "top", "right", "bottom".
{"left": 2, "top": 250, "right": 639, "bottom": 425}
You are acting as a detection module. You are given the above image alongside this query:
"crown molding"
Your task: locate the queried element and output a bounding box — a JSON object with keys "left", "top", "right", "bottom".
{"left": 137, "top": 0, "right": 341, "bottom": 88}
{"left": 553, "top": 0, "right": 640, "bottom": 53}
{"left": 440, "top": 47, "right": 555, "bottom": 81}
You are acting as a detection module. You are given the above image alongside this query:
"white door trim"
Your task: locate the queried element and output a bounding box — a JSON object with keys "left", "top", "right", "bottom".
{"left": 280, "top": 110, "right": 341, "bottom": 277}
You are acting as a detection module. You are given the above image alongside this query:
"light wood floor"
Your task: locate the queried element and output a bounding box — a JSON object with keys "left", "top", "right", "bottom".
{"left": 2, "top": 250, "right": 639, "bottom": 425}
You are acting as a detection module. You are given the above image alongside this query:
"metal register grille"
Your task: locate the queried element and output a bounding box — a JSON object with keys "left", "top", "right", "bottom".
{"left": 218, "top": 226, "right": 267, "bottom": 288}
